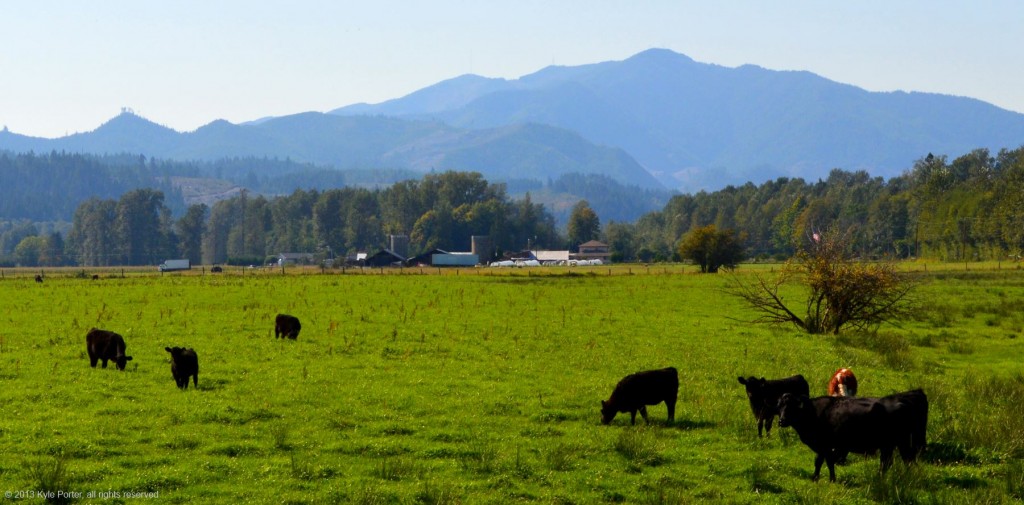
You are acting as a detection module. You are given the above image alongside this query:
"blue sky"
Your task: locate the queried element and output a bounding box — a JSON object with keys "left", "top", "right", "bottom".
{"left": 3, "top": 1, "right": 1022, "bottom": 138}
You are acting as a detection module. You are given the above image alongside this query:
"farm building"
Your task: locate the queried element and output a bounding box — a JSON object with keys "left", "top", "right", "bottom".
{"left": 406, "top": 249, "right": 448, "bottom": 266}
{"left": 407, "top": 249, "right": 479, "bottom": 267}
{"left": 277, "top": 252, "right": 315, "bottom": 266}
{"left": 533, "top": 250, "right": 570, "bottom": 264}
{"left": 365, "top": 249, "right": 406, "bottom": 267}
{"left": 432, "top": 252, "right": 478, "bottom": 266}
{"left": 574, "top": 240, "right": 612, "bottom": 262}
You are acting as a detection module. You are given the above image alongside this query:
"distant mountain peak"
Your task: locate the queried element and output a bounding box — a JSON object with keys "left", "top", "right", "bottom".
{"left": 627, "top": 47, "right": 695, "bottom": 64}
{"left": 95, "top": 111, "right": 176, "bottom": 134}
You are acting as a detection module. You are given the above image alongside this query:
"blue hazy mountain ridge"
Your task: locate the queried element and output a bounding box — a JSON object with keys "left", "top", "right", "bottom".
{"left": 0, "top": 110, "right": 663, "bottom": 190}
{"left": 331, "top": 48, "right": 1024, "bottom": 190}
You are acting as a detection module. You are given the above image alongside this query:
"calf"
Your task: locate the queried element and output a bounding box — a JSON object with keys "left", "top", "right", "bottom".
{"left": 86, "top": 328, "right": 133, "bottom": 370}
{"left": 601, "top": 367, "right": 678, "bottom": 425}
{"left": 165, "top": 347, "right": 199, "bottom": 390}
{"left": 738, "top": 374, "right": 809, "bottom": 437}
{"left": 777, "top": 390, "right": 928, "bottom": 482}
{"left": 828, "top": 368, "right": 858, "bottom": 396}
{"left": 35, "top": 274, "right": 43, "bottom": 283}
{"left": 275, "top": 314, "right": 301, "bottom": 339}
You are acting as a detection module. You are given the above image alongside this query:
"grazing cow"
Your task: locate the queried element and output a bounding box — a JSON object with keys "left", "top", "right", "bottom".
{"left": 85, "top": 328, "right": 133, "bottom": 370}
{"left": 91, "top": 274, "right": 100, "bottom": 280}
{"left": 777, "top": 390, "right": 928, "bottom": 482}
{"left": 601, "top": 367, "right": 678, "bottom": 425}
{"left": 274, "top": 314, "right": 301, "bottom": 339}
{"left": 211, "top": 266, "right": 223, "bottom": 273}
{"left": 165, "top": 347, "right": 199, "bottom": 390}
{"left": 828, "top": 368, "right": 858, "bottom": 396}
{"left": 35, "top": 274, "right": 43, "bottom": 283}
{"left": 738, "top": 374, "right": 810, "bottom": 437}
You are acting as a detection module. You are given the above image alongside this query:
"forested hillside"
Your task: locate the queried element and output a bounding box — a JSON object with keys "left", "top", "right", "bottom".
{"left": 0, "top": 151, "right": 186, "bottom": 221}
{"left": 615, "top": 147, "right": 1024, "bottom": 262}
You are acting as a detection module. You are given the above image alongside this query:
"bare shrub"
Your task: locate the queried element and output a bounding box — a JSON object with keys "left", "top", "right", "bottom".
{"left": 728, "top": 228, "right": 915, "bottom": 335}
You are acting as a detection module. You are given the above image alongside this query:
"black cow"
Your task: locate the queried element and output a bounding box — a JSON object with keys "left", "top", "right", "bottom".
{"left": 274, "top": 314, "right": 301, "bottom": 339}
{"left": 34, "top": 274, "right": 43, "bottom": 283}
{"left": 601, "top": 367, "right": 678, "bottom": 425}
{"left": 777, "top": 390, "right": 928, "bottom": 482}
{"left": 210, "top": 266, "right": 223, "bottom": 273}
{"left": 165, "top": 347, "right": 199, "bottom": 390}
{"left": 86, "top": 328, "right": 133, "bottom": 370}
{"left": 878, "top": 389, "right": 929, "bottom": 460}
{"left": 738, "top": 374, "right": 809, "bottom": 437}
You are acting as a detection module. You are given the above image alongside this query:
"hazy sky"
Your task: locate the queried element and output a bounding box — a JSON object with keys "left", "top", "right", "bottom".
{"left": 3, "top": 1, "right": 1022, "bottom": 138}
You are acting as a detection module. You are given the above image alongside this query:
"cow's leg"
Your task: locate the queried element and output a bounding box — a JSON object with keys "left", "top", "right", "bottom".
{"left": 639, "top": 406, "right": 649, "bottom": 424}
{"left": 89, "top": 353, "right": 98, "bottom": 368}
{"left": 629, "top": 410, "right": 637, "bottom": 425}
{"left": 193, "top": 373, "right": 198, "bottom": 388}
{"left": 756, "top": 417, "right": 764, "bottom": 437}
{"left": 826, "top": 454, "right": 837, "bottom": 482}
{"left": 101, "top": 358, "right": 109, "bottom": 369}
{"left": 880, "top": 447, "right": 895, "bottom": 473}
{"left": 812, "top": 454, "right": 825, "bottom": 481}
{"left": 665, "top": 399, "right": 676, "bottom": 423}
{"left": 764, "top": 415, "right": 774, "bottom": 436}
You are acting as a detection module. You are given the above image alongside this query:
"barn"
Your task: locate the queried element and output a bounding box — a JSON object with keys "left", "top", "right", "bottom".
{"left": 364, "top": 249, "right": 406, "bottom": 267}
{"left": 406, "top": 249, "right": 479, "bottom": 267}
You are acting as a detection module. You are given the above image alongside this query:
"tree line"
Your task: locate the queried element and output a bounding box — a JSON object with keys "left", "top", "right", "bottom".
{"left": 24, "top": 172, "right": 560, "bottom": 267}
{"left": 612, "top": 146, "right": 1024, "bottom": 263}
{"left": 3, "top": 145, "right": 1024, "bottom": 267}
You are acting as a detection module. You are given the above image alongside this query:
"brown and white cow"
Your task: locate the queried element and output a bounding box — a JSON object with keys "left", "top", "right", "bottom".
{"left": 828, "top": 368, "right": 858, "bottom": 397}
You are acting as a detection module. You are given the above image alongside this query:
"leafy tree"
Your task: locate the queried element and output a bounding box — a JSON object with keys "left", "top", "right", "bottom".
{"left": 14, "top": 235, "right": 46, "bottom": 267}
{"left": 66, "top": 198, "right": 117, "bottom": 266}
{"left": 727, "top": 228, "right": 914, "bottom": 334}
{"left": 0, "top": 221, "right": 39, "bottom": 256}
{"left": 114, "top": 189, "right": 172, "bottom": 265}
{"left": 567, "top": 200, "right": 600, "bottom": 249}
{"left": 677, "top": 225, "right": 745, "bottom": 273}
{"left": 313, "top": 190, "right": 347, "bottom": 253}
{"left": 603, "top": 221, "right": 637, "bottom": 262}
{"left": 203, "top": 199, "right": 235, "bottom": 265}
{"left": 41, "top": 232, "right": 65, "bottom": 267}
{"left": 176, "top": 204, "right": 208, "bottom": 265}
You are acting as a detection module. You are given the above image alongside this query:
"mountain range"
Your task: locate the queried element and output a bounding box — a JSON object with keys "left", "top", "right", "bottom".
{"left": 3, "top": 48, "right": 1024, "bottom": 194}
{"left": 333, "top": 48, "right": 1024, "bottom": 189}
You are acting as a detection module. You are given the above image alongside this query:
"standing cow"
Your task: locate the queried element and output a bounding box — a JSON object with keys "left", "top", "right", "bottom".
{"left": 878, "top": 389, "right": 929, "bottom": 460}
{"left": 601, "top": 367, "right": 678, "bottom": 425}
{"left": 828, "top": 368, "right": 858, "bottom": 396}
{"left": 165, "top": 347, "right": 199, "bottom": 390}
{"left": 777, "top": 389, "right": 928, "bottom": 482}
{"left": 738, "top": 374, "right": 810, "bottom": 437}
{"left": 86, "top": 328, "right": 133, "bottom": 370}
{"left": 275, "top": 314, "right": 301, "bottom": 339}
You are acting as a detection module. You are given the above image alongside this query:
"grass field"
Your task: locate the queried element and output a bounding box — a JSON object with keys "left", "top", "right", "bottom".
{"left": 2, "top": 264, "right": 1024, "bottom": 504}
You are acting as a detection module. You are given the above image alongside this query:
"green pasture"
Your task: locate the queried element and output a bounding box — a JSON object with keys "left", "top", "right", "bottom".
{"left": 2, "top": 265, "right": 1024, "bottom": 504}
